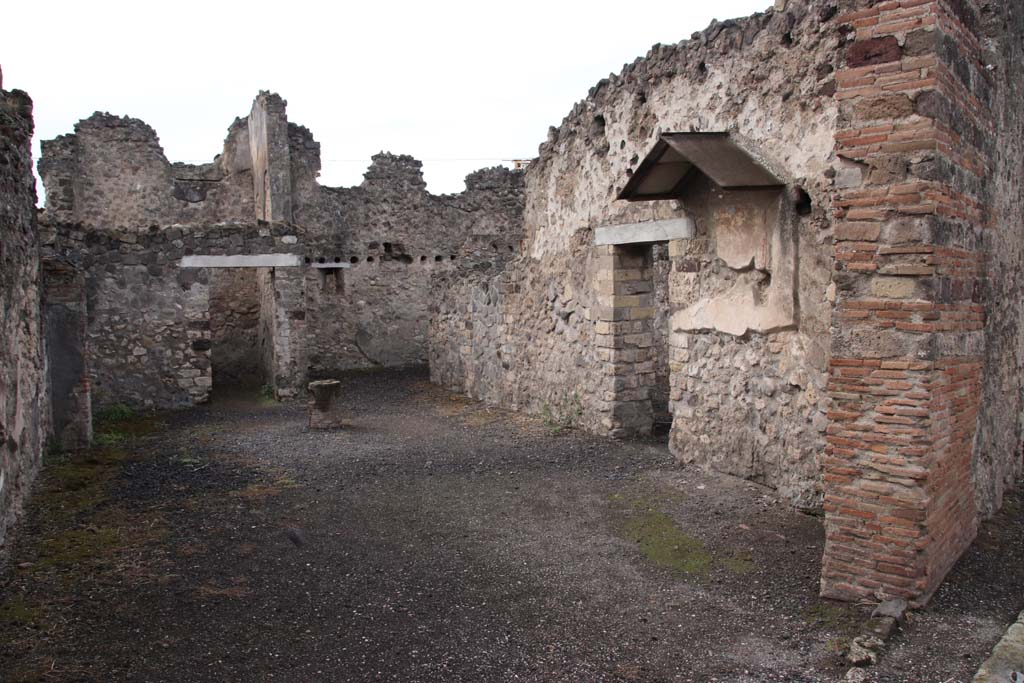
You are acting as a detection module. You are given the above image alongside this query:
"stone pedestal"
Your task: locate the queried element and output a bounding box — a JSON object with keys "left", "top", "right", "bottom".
{"left": 308, "top": 379, "right": 343, "bottom": 429}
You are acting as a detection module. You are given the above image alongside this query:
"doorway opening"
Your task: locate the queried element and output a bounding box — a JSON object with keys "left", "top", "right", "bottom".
{"left": 208, "top": 267, "right": 266, "bottom": 397}
{"left": 650, "top": 242, "right": 673, "bottom": 440}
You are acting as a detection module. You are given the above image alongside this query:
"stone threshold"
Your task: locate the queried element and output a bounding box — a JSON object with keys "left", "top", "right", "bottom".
{"left": 974, "top": 610, "right": 1024, "bottom": 683}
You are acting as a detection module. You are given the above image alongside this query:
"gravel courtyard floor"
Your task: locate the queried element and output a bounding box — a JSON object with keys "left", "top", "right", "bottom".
{"left": 1, "top": 368, "right": 1022, "bottom": 682}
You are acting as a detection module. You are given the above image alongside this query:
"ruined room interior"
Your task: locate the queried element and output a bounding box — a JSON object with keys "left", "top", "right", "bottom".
{"left": 2, "top": 0, "right": 1024, "bottom": 680}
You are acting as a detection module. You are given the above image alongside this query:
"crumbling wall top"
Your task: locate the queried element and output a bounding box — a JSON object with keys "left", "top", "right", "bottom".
{"left": 361, "top": 152, "right": 428, "bottom": 192}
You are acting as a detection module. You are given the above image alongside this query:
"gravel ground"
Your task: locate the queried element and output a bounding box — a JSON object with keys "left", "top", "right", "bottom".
{"left": 1, "top": 367, "right": 1021, "bottom": 682}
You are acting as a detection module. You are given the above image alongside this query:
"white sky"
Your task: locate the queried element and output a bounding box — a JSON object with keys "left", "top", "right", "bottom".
{"left": 5, "top": 0, "right": 769, "bottom": 197}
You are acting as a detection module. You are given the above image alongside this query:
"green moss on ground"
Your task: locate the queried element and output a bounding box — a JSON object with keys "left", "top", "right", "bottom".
{"left": 718, "top": 551, "right": 756, "bottom": 574}
{"left": 0, "top": 596, "right": 43, "bottom": 627}
{"left": 622, "top": 508, "right": 713, "bottom": 576}
{"left": 611, "top": 489, "right": 757, "bottom": 579}
{"left": 36, "top": 526, "right": 122, "bottom": 568}
{"left": 39, "top": 448, "right": 130, "bottom": 518}
{"left": 803, "top": 601, "right": 863, "bottom": 634}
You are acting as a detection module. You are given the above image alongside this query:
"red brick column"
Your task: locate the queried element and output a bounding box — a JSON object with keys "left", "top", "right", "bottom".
{"left": 821, "top": 0, "right": 990, "bottom": 604}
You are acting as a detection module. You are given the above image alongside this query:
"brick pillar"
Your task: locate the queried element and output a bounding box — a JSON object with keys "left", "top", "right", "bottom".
{"left": 821, "top": 1, "right": 989, "bottom": 604}
{"left": 594, "top": 244, "right": 655, "bottom": 438}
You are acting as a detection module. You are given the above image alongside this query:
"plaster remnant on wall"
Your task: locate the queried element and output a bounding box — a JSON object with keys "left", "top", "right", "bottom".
{"left": 672, "top": 190, "right": 796, "bottom": 337}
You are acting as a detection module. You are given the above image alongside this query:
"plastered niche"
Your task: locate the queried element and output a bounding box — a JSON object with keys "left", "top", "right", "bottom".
{"left": 671, "top": 187, "right": 795, "bottom": 338}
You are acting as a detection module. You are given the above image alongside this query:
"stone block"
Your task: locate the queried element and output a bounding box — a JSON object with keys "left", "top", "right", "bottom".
{"left": 308, "top": 379, "right": 344, "bottom": 429}
{"left": 871, "top": 276, "right": 919, "bottom": 299}
{"left": 846, "top": 36, "right": 901, "bottom": 68}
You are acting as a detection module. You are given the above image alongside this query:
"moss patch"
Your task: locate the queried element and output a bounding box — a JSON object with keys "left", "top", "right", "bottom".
{"left": 803, "top": 601, "right": 862, "bottom": 634}
{"left": 91, "top": 403, "right": 165, "bottom": 448}
{"left": 37, "top": 526, "right": 122, "bottom": 568}
{"left": 16, "top": 411, "right": 172, "bottom": 577}
{"left": 718, "top": 551, "right": 755, "bottom": 574}
{"left": 611, "top": 489, "right": 758, "bottom": 579}
{"left": 36, "top": 449, "right": 123, "bottom": 520}
{"left": 38, "top": 406, "right": 168, "bottom": 520}
{"left": 0, "top": 596, "right": 44, "bottom": 628}
{"left": 622, "top": 508, "right": 713, "bottom": 576}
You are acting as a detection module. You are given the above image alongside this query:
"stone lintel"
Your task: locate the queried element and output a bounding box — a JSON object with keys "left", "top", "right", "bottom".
{"left": 179, "top": 254, "right": 303, "bottom": 268}
{"left": 595, "top": 217, "right": 695, "bottom": 246}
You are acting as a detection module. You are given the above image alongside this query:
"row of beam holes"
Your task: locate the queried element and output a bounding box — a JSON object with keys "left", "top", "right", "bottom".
{"left": 303, "top": 254, "right": 456, "bottom": 265}
{"left": 303, "top": 240, "right": 515, "bottom": 267}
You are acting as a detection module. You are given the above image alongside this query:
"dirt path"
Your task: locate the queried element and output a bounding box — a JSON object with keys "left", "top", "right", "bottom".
{"left": 1, "top": 368, "right": 1021, "bottom": 682}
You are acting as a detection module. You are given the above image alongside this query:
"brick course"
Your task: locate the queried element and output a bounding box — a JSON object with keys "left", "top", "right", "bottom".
{"left": 822, "top": 0, "right": 993, "bottom": 604}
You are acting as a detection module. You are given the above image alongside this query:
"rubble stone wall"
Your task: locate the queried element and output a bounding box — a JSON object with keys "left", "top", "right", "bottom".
{"left": 288, "top": 126, "right": 526, "bottom": 373}
{"left": 257, "top": 268, "right": 277, "bottom": 389}
{"left": 0, "top": 85, "right": 46, "bottom": 546}
{"left": 431, "top": 0, "right": 1022, "bottom": 605}
{"left": 431, "top": 229, "right": 607, "bottom": 427}
{"left": 39, "top": 114, "right": 254, "bottom": 229}
{"left": 431, "top": 1, "right": 841, "bottom": 508}
{"left": 973, "top": 0, "right": 1024, "bottom": 519}
{"left": 39, "top": 94, "right": 524, "bottom": 408}
{"left": 42, "top": 223, "right": 303, "bottom": 409}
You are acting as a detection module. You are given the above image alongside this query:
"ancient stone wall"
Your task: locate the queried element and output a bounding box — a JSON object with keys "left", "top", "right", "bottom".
{"left": 41, "top": 222, "right": 304, "bottom": 409}
{"left": 39, "top": 93, "right": 524, "bottom": 408}
{"left": 431, "top": 1, "right": 840, "bottom": 508}
{"left": 431, "top": 228, "right": 607, "bottom": 427}
{"left": 0, "top": 84, "right": 47, "bottom": 546}
{"left": 290, "top": 129, "right": 525, "bottom": 372}
{"left": 249, "top": 93, "right": 292, "bottom": 223}
{"left": 257, "top": 268, "right": 277, "bottom": 390}
{"left": 39, "top": 113, "right": 254, "bottom": 229}
{"left": 431, "top": 0, "right": 1022, "bottom": 604}
{"left": 973, "top": 0, "right": 1024, "bottom": 519}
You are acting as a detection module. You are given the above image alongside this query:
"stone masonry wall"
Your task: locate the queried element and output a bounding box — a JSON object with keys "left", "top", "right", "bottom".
{"left": 431, "top": 1, "right": 840, "bottom": 508}
{"left": 41, "top": 222, "right": 304, "bottom": 409}
{"left": 39, "top": 114, "right": 254, "bottom": 229}
{"left": 972, "top": 1, "right": 1024, "bottom": 518}
{"left": 432, "top": 0, "right": 1021, "bottom": 604}
{"left": 0, "top": 84, "right": 46, "bottom": 547}
{"left": 257, "top": 268, "right": 276, "bottom": 389}
{"left": 290, "top": 131, "right": 525, "bottom": 373}
{"left": 39, "top": 93, "right": 524, "bottom": 409}
{"left": 432, "top": 229, "right": 606, "bottom": 428}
